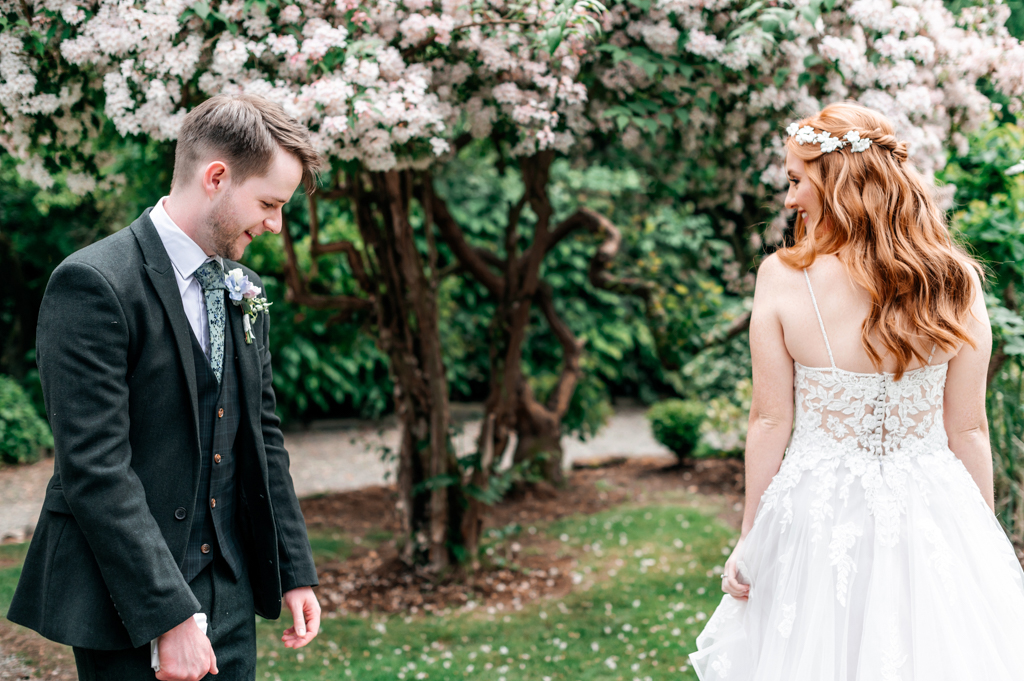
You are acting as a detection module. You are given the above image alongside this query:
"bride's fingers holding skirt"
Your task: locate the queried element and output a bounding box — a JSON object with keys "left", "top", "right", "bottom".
{"left": 721, "top": 539, "right": 750, "bottom": 599}
{"left": 721, "top": 571, "right": 749, "bottom": 599}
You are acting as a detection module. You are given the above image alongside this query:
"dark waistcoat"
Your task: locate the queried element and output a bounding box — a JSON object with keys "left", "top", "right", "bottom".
{"left": 181, "top": 324, "right": 243, "bottom": 583}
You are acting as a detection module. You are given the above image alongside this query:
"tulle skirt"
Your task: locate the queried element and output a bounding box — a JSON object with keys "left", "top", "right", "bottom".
{"left": 689, "top": 445, "right": 1024, "bottom": 680}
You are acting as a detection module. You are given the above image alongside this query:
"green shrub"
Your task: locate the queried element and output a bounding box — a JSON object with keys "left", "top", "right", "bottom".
{"left": 990, "top": 360, "right": 1024, "bottom": 555}
{"left": 646, "top": 399, "right": 706, "bottom": 461}
{"left": 0, "top": 375, "right": 53, "bottom": 464}
{"left": 699, "top": 378, "right": 751, "bottom": 457}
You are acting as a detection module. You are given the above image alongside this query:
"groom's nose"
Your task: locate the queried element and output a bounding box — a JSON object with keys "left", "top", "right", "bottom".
{"left": 264, "top": 208, "right": 283, "bottom": 235}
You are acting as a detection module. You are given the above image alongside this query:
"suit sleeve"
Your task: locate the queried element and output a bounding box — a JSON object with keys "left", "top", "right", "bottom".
{"left": 256, "top": 305, "right": 318, "bottom": 592}
{"left": 37, "top": 262, "right": 200, "bottom": 647}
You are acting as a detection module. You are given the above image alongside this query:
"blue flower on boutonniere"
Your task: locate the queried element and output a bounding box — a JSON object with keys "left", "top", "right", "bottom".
{"left": 224, "top": 268, "right": 271, "bottom": 344}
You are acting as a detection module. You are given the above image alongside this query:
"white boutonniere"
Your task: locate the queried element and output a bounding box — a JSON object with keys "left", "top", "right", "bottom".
{"left": 224, "top": 268, "right": 271, "bottom": 344}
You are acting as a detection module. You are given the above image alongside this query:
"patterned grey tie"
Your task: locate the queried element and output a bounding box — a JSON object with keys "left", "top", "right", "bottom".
{"left": 192, "top": 260, "right": 226, "bottom": 384}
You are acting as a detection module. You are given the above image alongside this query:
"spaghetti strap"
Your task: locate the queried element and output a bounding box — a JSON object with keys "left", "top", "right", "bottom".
{"left": 803, "top": 269, "right": 836, "bottom": 369}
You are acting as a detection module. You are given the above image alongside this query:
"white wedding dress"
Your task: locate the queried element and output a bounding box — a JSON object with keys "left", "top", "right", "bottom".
{"left": 690, "top": 271, "right": 1024, "bottom": 680}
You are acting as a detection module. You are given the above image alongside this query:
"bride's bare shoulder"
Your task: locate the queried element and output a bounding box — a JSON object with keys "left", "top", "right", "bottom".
{"left": 754, "top": 252, "right": 807, "bottom": 301}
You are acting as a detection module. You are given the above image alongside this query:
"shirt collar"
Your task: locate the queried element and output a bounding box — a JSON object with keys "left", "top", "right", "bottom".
{"left": 150, "top": 197, "right": 224, "bottom": 280}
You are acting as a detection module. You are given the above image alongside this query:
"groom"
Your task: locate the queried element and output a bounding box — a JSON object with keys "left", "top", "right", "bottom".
{"left": 7, "top": 94, "right": 324, "bottom": 680}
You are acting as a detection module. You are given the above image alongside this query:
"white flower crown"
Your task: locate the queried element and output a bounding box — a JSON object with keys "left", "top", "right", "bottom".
{"left": 786, "top": 122, "right": 872, "bottom": 153}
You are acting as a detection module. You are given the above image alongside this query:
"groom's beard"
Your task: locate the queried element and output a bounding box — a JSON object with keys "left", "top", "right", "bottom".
{"left": 206, "top": 195, "right": 251, "bottom": 260}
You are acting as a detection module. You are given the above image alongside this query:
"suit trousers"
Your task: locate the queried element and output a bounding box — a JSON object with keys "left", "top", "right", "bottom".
{"left": 72, "top": 558, "right": 256, "bottom": 681}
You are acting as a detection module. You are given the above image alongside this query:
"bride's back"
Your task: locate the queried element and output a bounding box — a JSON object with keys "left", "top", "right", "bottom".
{"left": 776, "top": 254, "right": 959, "bottom": 374}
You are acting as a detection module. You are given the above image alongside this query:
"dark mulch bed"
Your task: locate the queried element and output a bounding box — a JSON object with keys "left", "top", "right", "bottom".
{"left": 301, "top": 455, "right": 745, "bottom": 618}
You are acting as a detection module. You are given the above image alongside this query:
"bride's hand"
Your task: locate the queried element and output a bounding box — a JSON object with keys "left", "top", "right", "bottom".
{"left": 721, "top": 537, "right": 750, "bottom": 601}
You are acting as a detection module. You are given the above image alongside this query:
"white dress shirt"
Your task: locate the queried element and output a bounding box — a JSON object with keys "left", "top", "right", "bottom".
{"left": 149, "top": 197, "right": 223, "bottom": 358}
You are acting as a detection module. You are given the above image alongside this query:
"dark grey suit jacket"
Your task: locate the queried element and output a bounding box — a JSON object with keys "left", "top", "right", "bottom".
{"left": 6, "top": 210, "right": 317, "bottom": 650}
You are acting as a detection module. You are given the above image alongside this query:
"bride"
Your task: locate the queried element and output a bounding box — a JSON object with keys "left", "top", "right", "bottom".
{"left": 689, "top": 102, "right": 1024, "bottom": 678}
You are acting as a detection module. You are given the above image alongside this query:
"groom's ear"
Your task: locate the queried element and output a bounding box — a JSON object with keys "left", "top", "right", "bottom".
{"left": 201, "top": 160, "right": 231, "bottom": 199}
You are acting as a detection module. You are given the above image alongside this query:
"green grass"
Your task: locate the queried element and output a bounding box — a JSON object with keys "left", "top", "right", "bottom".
{"left": 255, "top": 502, "right": 737, "bottom": 680}
{"left": 308, "top": 531, "right": 356, "bottom": 564}
{"left": 0, "top": 543, "right": 29, "bottom": 614}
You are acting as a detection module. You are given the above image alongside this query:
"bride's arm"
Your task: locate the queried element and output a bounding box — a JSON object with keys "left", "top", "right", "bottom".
{"left": 944, "top": 269, "right": 995, "bottom": 512}
{"left": 740, "top": 254, "right": 796, "bottom": 539}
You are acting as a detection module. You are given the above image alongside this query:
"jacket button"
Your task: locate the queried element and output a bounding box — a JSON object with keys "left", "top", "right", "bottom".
{"left": 174, "top": 507, "right": 186, "bottom": 520}
{"left": 210, "top": 498, "right": 217, "bottom": 509}
{"left": 217, "top": 408, "right": 224, "bottom": 418}
{"left": 201, "top": 543, "right": 211, "bottom": 554}
{"left": 214, "top": 454, "right": 222, "bottom": 464}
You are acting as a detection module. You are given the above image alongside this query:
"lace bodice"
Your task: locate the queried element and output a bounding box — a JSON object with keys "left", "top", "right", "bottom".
{"left": 790, "top": 269, "right": 946, "bottom": 458}
{"left": 791, "top": 362, "right": 947, "bottom": 457}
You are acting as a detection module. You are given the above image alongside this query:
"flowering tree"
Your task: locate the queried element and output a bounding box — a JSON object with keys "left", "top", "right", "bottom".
{"left": 0, "top": 0, "right": 604, "bottom": 570}
{"left": 583, "top": 0, "right": 1024, "bottom": 297}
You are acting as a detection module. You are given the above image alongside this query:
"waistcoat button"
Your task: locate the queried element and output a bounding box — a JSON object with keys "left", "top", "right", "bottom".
{"left": 200, "top": 543, "right": 211, "bottom": 554}
{"left": 210, "top": 498, "right": 217, "bottom": 509}
{"left": 214, "top": 454, "right": 222, "bottom": 464}
{"left": 218, "top": 408, "right": 224, "bottom": 418}
{"left": 174, "top": 507, "right": 186, "bottom": 520}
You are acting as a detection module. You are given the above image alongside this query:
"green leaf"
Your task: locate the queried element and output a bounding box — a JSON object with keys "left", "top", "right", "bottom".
{"left": 1005, "top": 340, "right": 1024, "bottom": 355}
{"left": 192, "top": 1, "right": 210, "bottom": 19}
{"left": 546, "top": 28, "right": 563, "bottom": 55}
{"left": 412, "top": 473, "right": 461, "bottom": 496}
{"left": 799, "top": 5, "right": 820, "bottom": 24}
{"left": 737, "top": 1, "right": 764, "bottom": 20}
{"left": 804, "top": 53, "right": 825, "bottom": 68}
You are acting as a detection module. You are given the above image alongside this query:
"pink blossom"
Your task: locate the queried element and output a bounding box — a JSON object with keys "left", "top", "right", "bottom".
{"left": 279, "top": 5, "right": 301, "bottom": 23}
{"left": 685, "top": 30, "right": 723, "bottom": 59}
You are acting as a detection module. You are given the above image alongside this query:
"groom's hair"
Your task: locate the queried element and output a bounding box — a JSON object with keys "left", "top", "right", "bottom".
{"left": 172, "top": 94, "right": 324, "bottom": 194}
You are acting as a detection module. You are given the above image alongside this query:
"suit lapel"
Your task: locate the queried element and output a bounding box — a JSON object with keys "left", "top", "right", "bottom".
{"left": 132, "top": 211, "right": 201, "bottom": 443}
{"left": 224, "top": 262, "right": 262, "bottom": 439}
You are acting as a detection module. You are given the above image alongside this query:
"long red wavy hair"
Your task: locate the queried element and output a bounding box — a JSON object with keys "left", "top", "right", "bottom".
{"left": 777, "top": 102, "right": 982, "bottom": 379}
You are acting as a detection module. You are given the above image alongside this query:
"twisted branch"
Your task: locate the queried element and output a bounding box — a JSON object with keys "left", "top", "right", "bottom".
{"left": 279, "top": 213, "right": 374, "bottom": 319}
{"left": 535, "top": 282, "right": 585, "bottom": 418}
{"left": 424, "top": 184, "right": 505, "bottom": 295}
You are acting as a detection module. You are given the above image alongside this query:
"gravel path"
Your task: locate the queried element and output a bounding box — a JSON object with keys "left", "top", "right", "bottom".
{"left": 0, "top": 405, "right": 670, "bottom": 541}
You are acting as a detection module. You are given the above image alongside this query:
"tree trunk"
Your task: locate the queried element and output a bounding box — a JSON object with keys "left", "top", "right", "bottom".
{"left": 431, "top": 152, "right": 587, "bottom": 485}
{"left": 281, "top": 171, "right": 466, "bottom": 571}
{"left": 511, "top": 382, "right": 565, "bottom": 484}
{"left": 363, "top": 170, "right": 461, "bottom": 570}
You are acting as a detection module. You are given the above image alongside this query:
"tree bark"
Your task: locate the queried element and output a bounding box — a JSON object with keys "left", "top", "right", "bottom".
{"left": 282, "top": 173, "right": 464, "bottom": 571}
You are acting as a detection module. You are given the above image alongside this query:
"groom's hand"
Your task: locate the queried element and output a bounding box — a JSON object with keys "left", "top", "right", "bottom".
{"left": 155, "top": 616, "right": 218, "bottom": 681}
{"left": 281, "top": 586, "right": 321, "bottom": 649}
